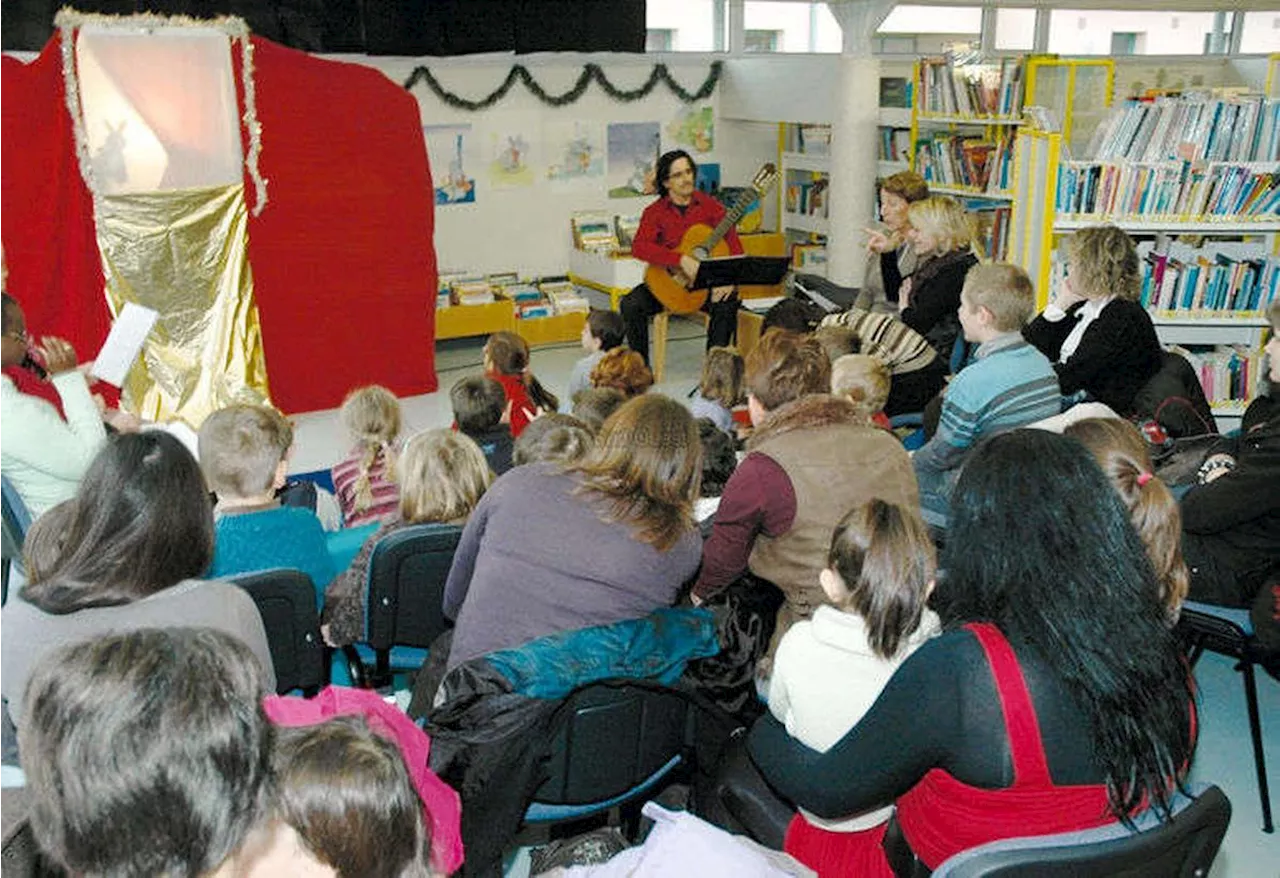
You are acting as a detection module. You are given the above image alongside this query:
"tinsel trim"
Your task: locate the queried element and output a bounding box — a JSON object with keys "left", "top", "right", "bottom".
{"left": 53, "top": 7, "right": 268, "bottom": 216}
{"left": 404, "top": 61, "right": 722, "bottom": 111}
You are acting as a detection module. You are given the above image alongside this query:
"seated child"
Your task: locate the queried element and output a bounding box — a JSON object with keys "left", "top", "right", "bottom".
{"left": 690, "top": 346, "right": 744, "bottom": 434}
{"left": 200, "top": 404, "right": 335, "bottom": 590}
{"left": 768, "top": 499, "right": 941, "bottom": 878}
{"left": 695, "top": 417, "right": 738, "bottom": 525}
{"left": 331, "top": 385, "right": 402, "bottom": 528}
{"left": 571, "top": 386, "right": 626, "bottom": 433}
{"left": 568, "top": 309, "right": 626, "bottom": 403}
{"left": 819, "top": 307, "right": 946, "bottom": 417}
{"left": 451, "top": 375, "right": 514, "bottom": 475}
{"left": 511, "top": 413, "right": 594, "bottom": 467}
{"left": 484, "top": 331, "right": 559, "bottom": 439}
{"left": 323, "top": 429, "right": 492, "bottom": 647}
{"left": 913, "top": 264, "right": 1060, "bottom": 530}
{"left": 590, "top": 347, "right": 654, "bottom": 398}
{"left": 831, "top": 354, "right": 893, "bottom": 431}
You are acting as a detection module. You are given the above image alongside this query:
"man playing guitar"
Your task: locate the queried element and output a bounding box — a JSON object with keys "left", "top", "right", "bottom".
{"left": 622, "top": 149, "right": 743, "bottom": 365}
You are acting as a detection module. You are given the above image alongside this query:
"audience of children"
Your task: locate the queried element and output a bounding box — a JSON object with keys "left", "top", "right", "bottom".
{"left": 747, "top": 430, "right": 1197, "bottom": 873}
{"left": 769, "top": 498, "right": 941, "bottom": 877}
{"left": 443, "top": 394, "right": 703, "bottom": 670}
{"left": 330, "top": 384, "right": 403, "bottom": 528}
{"left": 689, "top": 345, "right": 743, "bottom": 434}
{"left": 857, "top": 171, "right": 930, "bottom": 313}
{"left": 913, "top": 264, "right": 1060, "bottom": 530}
{"left": 570, "top": 385, "right": 627, "bottom": 433}
{"left": 1065, "top": 417, "right": 1189, "bottom": 623}
{"left": 484, "top": 331, "right": 559, "bottom": 438}
{"left": 1024, "top": 223, "right": 1164, "bottom": 416}
{"left": 898, "top": 195, "right": 979, "bottom": 364}
{"left": 695, "top": 417, "right": 739, "bottom": 524}
{"left": 322, "top": 429, "right": 493, "bottom": 648}
{"left": 830, "top": 354, "right": 893, "bottom": 430}
{"left": 568, "top": 309, "right": 626, "bottom": 402}
{"left": 200, "top": 404, "right": 336, "bottom": 591}
{"left": 694, "top": 329, "right": 918, "bottom": 663}
{"left": 511, "top": 412, "right": 595, "bottom": 467}
{"left": 450, "top": 374, "right": 515, "bottom": 474}
{"left": 0, "top": 292, "right": 108, "bottom": 516}
{"left": 590, "top": 346, "right": 655, "bottom": 398}
{"left": 819, "top": 304, "right": 948, "bottom": 416}
{"left": 2, "top": 433, "right": 276, "bottom": 723}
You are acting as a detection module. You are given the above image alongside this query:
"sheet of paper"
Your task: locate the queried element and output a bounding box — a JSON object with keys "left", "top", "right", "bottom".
{"left": 742, "top": 296, "right": 785, "bottom": 314}
{"left": 90, "top": 302, "right": 158, "bottom": 387}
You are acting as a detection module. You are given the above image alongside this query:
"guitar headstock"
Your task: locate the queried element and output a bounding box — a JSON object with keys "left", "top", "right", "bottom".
{"left": 752, "top": 163, "right": 779, "bottom": 195}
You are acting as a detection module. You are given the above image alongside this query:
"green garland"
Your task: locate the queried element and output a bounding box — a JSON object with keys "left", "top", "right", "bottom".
{"left": 404, "top": 61, "right": 721, "bottom": 110}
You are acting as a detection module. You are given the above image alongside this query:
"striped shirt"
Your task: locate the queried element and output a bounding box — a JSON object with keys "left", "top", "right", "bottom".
{"left": 331, "top": 443, "right": 401, "bottom": 528}
{"left": 820, "top": 307, "right": 939, "bottom": 375}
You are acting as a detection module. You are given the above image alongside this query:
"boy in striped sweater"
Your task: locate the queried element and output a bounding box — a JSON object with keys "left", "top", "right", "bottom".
{"left": 914, "top": 264, "right": 1061, "bottom": 530}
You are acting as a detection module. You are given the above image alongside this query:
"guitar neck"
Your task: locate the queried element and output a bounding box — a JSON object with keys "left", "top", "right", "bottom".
{"left": 703, "top": 193, "right": 756, "bottom": 252}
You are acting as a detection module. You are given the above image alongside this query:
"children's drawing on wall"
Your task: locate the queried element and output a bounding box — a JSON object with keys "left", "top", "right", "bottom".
{"left": 487, "top": 126, "right": 537, "bottom": 189}
{"left": 666, "top": 105, "right": 714, "bottom": 153}
{"left": 545, "top": 120, "right": 605, "bottom": 186}
{"left": 424, "top": 124, "right": 477, "bottom": 205}
{"left": 606, "top": 122, "right": 660, "bottom": 199}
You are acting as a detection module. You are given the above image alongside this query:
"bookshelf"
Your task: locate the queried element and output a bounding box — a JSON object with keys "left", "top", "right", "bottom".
{"left": 779, "top": 122, "right": 832, "bottom": 276}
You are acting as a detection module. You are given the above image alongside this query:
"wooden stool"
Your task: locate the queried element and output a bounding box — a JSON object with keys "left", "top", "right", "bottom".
{"left": 652, "top": 311, "right": 670, "bottom": 383}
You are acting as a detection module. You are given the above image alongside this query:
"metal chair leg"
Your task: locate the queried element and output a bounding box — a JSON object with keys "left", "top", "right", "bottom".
{"left": 1239, "top": 658, "right": 1274, "bottom": 833}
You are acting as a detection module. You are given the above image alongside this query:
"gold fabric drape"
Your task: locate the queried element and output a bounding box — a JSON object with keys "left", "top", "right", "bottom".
{"left": 96, "top": 183, "right": 269, "bottom": 426}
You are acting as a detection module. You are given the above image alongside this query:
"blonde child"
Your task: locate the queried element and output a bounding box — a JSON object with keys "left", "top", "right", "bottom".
{"left": 331, "top": 385, "right": 402, "bottom": 528}
{"left": 1065, "top": 417, "right": 1189, "bottom": 623}
{"left": 323, "top": 429, "right": 492, "bottom": 647}
{"left": 484, "top": 331, "right": 559, "bottom": 439}
{"left": 830, "top": 354, "right": 893, "bottom": 431}
{"left": 768, "top": 498, "right": 941, "bottom": 878}
{"left": 689, "top": 346, "right": 743, "bottom": 434}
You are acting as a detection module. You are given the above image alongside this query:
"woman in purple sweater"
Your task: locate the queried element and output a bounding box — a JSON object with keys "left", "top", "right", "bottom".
{"left": 443, "top": 394, "right": 704, "bottom": 669}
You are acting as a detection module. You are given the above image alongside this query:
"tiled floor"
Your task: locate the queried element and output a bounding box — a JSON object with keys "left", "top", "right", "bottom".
{"left": 290, "top": 321, "right": 1279, "bottom": 876}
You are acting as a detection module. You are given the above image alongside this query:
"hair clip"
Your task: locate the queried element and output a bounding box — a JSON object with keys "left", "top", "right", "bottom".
{"left": 1136, "top": 471, "right": 1153, "bottom": 487}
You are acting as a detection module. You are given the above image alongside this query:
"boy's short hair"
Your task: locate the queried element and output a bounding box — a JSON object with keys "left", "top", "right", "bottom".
{"left": 962, "top": 263, "right": 1036, "bottom": 332}
{"left": 699, "top": 346, "right": 744, "bottom": 408}
{"left": 744, "top": 329, "right": 831, "bottom": 413}
{"left": 813, "top": 325, "right": 861, "bottom": 363}
{"left": 450, "top": 375, "right": 506, "bottom": 433}
{"left": 198, "top": 404, "right": 293, "bottom": 498}
{"left": 571, "top": 387, "right": 626, "bottom": 433}
{"left": 697, "top": 418, "right": 738, "bottom": 498}
{"left": 19, "top": 628, "right": 270, "bottom": 878}
{"left": 270, "top": 715, "right": 431, "bottom": 878}
{"left": 585, "top": 309, "right": 625, "bottom": 351}
{"left": 831, "top": 354, "right": 891, "bottom": 419}
{"left": 513, "top": 413, "right": 594, "bottom": 467}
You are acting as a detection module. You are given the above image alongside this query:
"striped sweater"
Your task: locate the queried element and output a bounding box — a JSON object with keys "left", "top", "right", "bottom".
{"left": 820, "top": 307, "right": 940, "bottom": 375}
{"left": 914, "top": 333, "right": 1060, "bottom": 527}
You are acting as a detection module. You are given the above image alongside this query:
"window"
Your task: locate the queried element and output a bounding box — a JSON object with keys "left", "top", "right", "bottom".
{"left": 1240, "top": 11, "right": 1280, "bottom": 54}
{"left": 743, "top": 2, "right": 842, "bottom": 53}
{"left": 744, "top": 29, "right": 781, "bottom": 53}
{"left": 994, "top": 8, "right": 1036, "bottom": 51}
{"left": 1048, "top": 10, "right": 1219, "bottom": 56}
{"left": 645, "top": 0, "right": 723, "bottom": 52}
{"left": 877, "top": 5, "right": 982, "bottom": 37}
{"left": 1110, "top": 32, "right": 1143, "bottom": 55}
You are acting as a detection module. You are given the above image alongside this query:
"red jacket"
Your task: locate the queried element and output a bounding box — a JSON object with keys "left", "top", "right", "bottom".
{"left": 631, "top": 190, "right": 744, "bottom": 269}
{"left": 489, "top": 371, "right": 537, "bottom": 438}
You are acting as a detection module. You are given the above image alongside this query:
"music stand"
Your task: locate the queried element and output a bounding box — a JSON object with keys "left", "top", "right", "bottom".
{"left": 692, "top": 256, "right": 791, "bottom": 290}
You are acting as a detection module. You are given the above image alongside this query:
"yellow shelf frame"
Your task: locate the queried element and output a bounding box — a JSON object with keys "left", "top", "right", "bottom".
{"left": 1023, "top": 57, "right": 1115, "bottom": 149}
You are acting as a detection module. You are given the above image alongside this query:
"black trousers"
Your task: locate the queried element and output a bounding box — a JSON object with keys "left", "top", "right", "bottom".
{"left": 620, "top": 283, "right": 739, "bottom": 366}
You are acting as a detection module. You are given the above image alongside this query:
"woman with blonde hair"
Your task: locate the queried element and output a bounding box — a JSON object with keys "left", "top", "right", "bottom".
{"left": 322, "top": 429, "right": 493, "bottom": 647}
{"left": 1065, "top": 417, "right": 1189, "bottom": 622}
{"left": 442, "top": 394, "right": 703, "bottom": 669}
{"left": 331, "top": 385, "right": 403, "bottom": 528}
{"left": 900, "top": 195, "right": 979, "bottom": 363}
{"left": 1024, "top": 224, "right": 1163, "bottom": 415}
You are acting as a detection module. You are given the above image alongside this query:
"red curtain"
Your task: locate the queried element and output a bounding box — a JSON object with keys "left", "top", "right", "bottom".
{"left": 242, "top": 38, "right": 438, "bottom": 413}
{"left": 1, "top": 36, "right": 112, "bottom": 368}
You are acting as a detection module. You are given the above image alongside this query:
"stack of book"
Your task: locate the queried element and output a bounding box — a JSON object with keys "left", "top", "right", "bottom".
{"left": 1087, "top": 97, "right": 1280, "bottom": 164}
{"left": 571, "top": 212, "right": 620, "bottom": 253}
{"left": 785, "top": 172, "right": 830, "bottom": 218}
{"left": 914, "top": 133, "right": 1015, "bottom": 193}
{"left": 1056, "top": 161, "right": 1280, "bottom": 219}
{"left": 540, "top": 279, "right": 590, "bottom": 314}
{"left": 918, "top": 55, "right": 1023, "bottom": 118}
{"left": 1136, "top": 240, "right": 1279, "bottom": 315}
{"left": 1169, "top": 344, "right": 1264, "bottom": 408}
{"left": 453, "top": 279, "right": 495, "bottom": 306}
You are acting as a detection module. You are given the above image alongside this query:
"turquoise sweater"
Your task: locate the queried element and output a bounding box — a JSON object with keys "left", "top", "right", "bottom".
{"left": 210, "top": 505, "right": 335, "bottom": 590}
{"left": 914, "top": 333, "right": 1060, "bottom": 527}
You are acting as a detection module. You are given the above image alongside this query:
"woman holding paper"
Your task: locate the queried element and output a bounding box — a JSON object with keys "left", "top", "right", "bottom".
{"left": 0, "top": 293, "right": 108, "bottom": 516}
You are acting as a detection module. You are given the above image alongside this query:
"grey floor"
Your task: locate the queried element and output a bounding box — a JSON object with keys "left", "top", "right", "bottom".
{"left": 289, "top": 319, "right": 1280, "bottom": 876}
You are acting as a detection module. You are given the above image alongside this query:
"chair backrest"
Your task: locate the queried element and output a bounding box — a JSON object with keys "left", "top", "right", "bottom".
{"left": 1, "top": 476, "right": 33, "bottom": 606}
{"left": 932, "top": 783, "right": 1231, "bottom": 878}
{"left": 1132, "top": 351, "right": 1217, "bottom": 439}
{"left": 531, "top": 681, "right": 690, "bottom": 806}
{"left": 232, "top": 569, "right": 325, "bottom": 694}
{"left": 364, "top": 523, "right": 463, "bottom": 651}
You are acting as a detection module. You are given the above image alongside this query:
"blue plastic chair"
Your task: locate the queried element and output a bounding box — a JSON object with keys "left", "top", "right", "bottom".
{"left": 1177, "top": 599, "right": 1274, "bottom": 833}
{"left": 932, "top": 783, "right": 1231, "bottom": 877}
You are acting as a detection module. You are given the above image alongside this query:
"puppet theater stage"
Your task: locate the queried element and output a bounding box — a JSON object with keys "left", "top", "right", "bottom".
{"left": 1, "top": 11, "right": 439, "bottom": 424}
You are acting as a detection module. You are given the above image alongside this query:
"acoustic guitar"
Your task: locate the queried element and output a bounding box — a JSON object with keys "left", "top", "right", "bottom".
{"left": 643, "top": 163, "right": 780, "bottom": 314}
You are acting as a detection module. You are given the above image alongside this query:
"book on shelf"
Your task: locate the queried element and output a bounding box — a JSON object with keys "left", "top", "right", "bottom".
{"left": 784, "top": 173, "right": 830, "bottom": 218}
{"left": 571, "top": 212, "right": 619, "bottom": 253}
{"left": 1055, "top": 160, "right": 1280, "bottom": 219}
{"left": 791, "top": 242, "right": 828, "bottom": 273}
{"left": 614, "top": 214, "right": 641, "bottom": 252}
{"left": 1135, "top": 239, "right": 1279, "bottom": 316}
{"left": 915, "top": 132, "right": 1014, "bottom": 194}
{"left": 1086, "top": 96, "right": 1280, "bottom": 164}
{"left": 919, "top": 54, "right": 1023, "bottom": 118}
{"left": 879, "top": 76, "right": 912, "bottom": 109}
{"left": 878, "top": 127, "right": 912, "bottom": 163}
{"left": 971, "top": 204, "right": 1012, "bottom": 261}
{"left": 1168, "top": 343, "right": 1264, "bottom": 409}
{"left": 784, "top": 124, "right": 833, "bottom": 156}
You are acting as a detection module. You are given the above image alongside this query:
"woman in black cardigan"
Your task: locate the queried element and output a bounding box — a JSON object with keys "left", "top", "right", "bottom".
{"left": 898, "top": 195, "right": 979, "bottom": 365}
{"left": 1024, "top": 224, "right": 1162, "bottom": 416}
